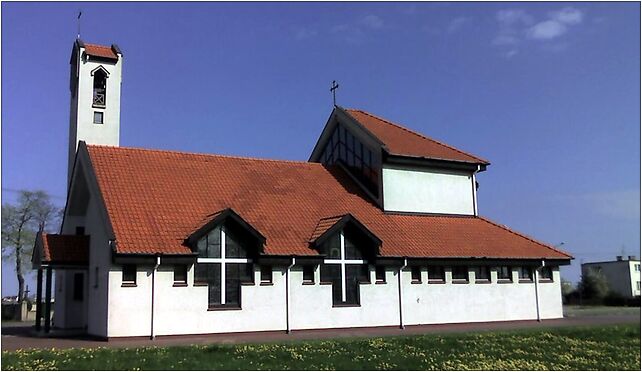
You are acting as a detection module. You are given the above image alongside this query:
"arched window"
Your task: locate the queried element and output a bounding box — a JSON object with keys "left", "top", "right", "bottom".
{"left": 92, "top": 68, "right": 108, "bottom": 108}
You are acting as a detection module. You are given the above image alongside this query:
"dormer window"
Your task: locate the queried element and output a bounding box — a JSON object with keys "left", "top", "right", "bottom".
{"left": 91, "top": 66, "right": 109, "bottom": 108}
{"left": 320, "top": 232, "right": 367, "bottom": 306}
{"left": 186, "top": 208, "right": 265, "bottom": 310}
{"left": 194, "top": 225, "right": 253, "bottom": 309}
{"left": 310, "top": 214, "right": 381, "bottom": 307}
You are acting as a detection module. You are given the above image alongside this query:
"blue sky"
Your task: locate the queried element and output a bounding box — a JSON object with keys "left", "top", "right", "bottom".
{"left": 2, "top": 2, "right": 640, "bottom": 295}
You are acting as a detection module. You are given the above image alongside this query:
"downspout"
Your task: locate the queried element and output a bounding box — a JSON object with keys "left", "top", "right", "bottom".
{"left": 534, "top": 260, "right": 544, "bottom": 322}
{"left": 285, "top": 257, "right": 296, "bottom": 334}
{"left": 398, "top": 258, "right": 408, "bottom": 329}
{"left": 150, "top": 254, "right": 161, "bottom": 339}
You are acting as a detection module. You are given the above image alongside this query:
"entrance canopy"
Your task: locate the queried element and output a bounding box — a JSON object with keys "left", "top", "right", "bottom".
{"left": 32, "top": 232, "right": 89, "bottom": 269}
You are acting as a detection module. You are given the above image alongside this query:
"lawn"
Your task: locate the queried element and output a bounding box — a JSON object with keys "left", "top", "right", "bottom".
{"left": 2, "top": 324, "right": 640, "bottom": 370}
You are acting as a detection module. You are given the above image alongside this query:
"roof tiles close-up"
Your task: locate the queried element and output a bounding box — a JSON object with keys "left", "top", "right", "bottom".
{"left": 86, "top": 145, "right": 570, "bottom": 260}
{"left": 40, "top": 233, "right": 90, "bottom": 264}
{"left": 83, "top": 43, "right": 119, "bottom": 60}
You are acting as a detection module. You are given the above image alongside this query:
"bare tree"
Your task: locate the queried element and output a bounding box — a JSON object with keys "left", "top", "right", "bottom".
{"left": 2, "top": 190, "right": 60, "bottom": 302}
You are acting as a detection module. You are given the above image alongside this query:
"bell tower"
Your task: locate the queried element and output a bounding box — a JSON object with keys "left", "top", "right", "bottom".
{"left": 68, "top": 39, "right": 123, "bottom": 184}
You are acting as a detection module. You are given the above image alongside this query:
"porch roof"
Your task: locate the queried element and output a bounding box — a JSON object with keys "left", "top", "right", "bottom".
{"left": 34, "top": 232, "right": 89, "bottom": 267}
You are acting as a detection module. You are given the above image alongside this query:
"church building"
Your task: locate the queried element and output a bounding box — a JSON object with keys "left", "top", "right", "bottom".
{"left": 32, "top": 40, "right": 572, "bottom": 339}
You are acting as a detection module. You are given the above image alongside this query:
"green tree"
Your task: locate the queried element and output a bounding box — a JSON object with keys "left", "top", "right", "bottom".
{"left": 579, "top": 268, "right": 610, "bottom": 304}
{"left": 1, "top": 190, "right": 59, "bottom": 302}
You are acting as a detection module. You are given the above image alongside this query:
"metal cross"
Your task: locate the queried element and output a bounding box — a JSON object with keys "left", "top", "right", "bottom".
{"left": 330, "top": 80, "right": 339, "bottom": 106}
{"left": 77, "top": 11, "right": 82, "bottom": 39}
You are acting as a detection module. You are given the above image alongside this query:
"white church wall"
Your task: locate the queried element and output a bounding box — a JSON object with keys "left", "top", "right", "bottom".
{"left": 382, "top": 165, "right": 475, "bottom": 215}
{"left": 104, "top": 264, "right": 563, "bottom": 337}
{"left": 57, "top": 190, "right": 109, "bottom": 337}
{"left": 69, "top": 47, "right": 121, "bottom": 182}
{"left": 403, "top": 267, "right": 563, "bottom": 325}
{"left": 84, "top": 196, "right": 111, "bottom": 338}
{"left": 52, "top": 269, "right": 87, "bottom": 329}
{"left": 107, "top": 264, "right": 288, "bottom": 338}
{"left": 537, "top": 268, "right": 564, "bottom": 319}
{"left": 290, "top": 266, "right": 400, "bottom": 330}
{"left": 53, "top": 271, "right": 66, "bottom": 327}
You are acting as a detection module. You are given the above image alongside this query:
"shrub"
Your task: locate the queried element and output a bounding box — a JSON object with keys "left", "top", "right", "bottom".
{"left": 604, "top": 291, "right": 627, "bottom": 306}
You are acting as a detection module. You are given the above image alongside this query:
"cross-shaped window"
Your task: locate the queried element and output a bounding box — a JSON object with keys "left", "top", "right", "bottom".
{"left": 320, "top": 231, "right": 368, "bottom": 305}
{"left": 194, "top": 225, "right": 253, "bottom": 309}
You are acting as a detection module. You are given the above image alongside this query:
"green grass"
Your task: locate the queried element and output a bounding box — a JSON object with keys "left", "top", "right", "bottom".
{"left": 563, "top": 305, "right": 640, "bottom": 317}
{"left": 2, "top": 325, "right": 640, "bottom": 370}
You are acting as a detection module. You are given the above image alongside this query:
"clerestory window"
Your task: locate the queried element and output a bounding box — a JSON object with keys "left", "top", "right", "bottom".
{"left": 319, "top": 124, "right": 380, "bottom": 198}
{"left": 194, "top": 225, "right": 253, "bottom": 309}
{"left": 319, "top": 231, "right": 367, "bottom": 306}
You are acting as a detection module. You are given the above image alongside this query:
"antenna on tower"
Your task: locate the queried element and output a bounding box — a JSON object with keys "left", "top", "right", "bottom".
{"left": 77, "top": 10, "right": 82, "bottom": 39}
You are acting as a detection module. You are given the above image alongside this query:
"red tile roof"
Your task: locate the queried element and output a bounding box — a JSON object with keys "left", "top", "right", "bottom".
{"left": 345, "top": 109, "right": 489, "bottom": 165}
{"left": 40, "top": 233, "right": 89, "bottom": 264}
{"left": 84, "top": 43, "right": 118, "bottom": 60}
{"left": 309, "top": 216, "right": 345, "bottom": 242}
{"left": 87, "top": 145, "right": 570, "bottom": 261}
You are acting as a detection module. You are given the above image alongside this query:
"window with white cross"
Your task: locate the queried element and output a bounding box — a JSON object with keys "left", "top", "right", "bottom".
{"left": 194, "top": 225, "right": 253, "bottom": 309}
{"left": 320, "top": 231, "right": 369, "bottom": 306}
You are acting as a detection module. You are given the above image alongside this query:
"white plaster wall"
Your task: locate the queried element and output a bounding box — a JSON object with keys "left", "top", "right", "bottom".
{"left": 58, "top": 192, "right": 110, "bottom": 337}
{"left": 107, "top": 264, "right": 287, "bottom": 337}
{"left": 53, "top": 271, "right": 66, "bottom": 327}
{"left": 396, "top": 266, "right": 562, "bottom": 326}
{"left": 69, "top": 48, "right": 121, "bottom": 181}
{"left": 382, "top": 165, "right": 475, "bottom": 215}
{"left": 290, "top": 266, "right": 400, "bottom": 330}
{"left": 82, "top": 197, "right": 111, "bottom": 337}
{"left": 53, "top": 269, "right": 88, "bottom": 329}
{"left": 105, "top": 264, "right": 563, "bottom": 337}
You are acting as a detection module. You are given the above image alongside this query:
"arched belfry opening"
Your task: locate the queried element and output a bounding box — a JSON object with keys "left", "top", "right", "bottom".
{"left": 91, "top": 66, "right": 109, "bottom": 108}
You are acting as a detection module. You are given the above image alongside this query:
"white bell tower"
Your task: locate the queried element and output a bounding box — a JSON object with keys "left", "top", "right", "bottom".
{"left": 68, "top": 39, "right": 123, "bottom": 184}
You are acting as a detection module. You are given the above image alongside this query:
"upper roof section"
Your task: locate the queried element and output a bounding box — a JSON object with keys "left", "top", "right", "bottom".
{"left": 70, "top": 39, "right": 122, "bottom": 63}
{"left": 344, "top": 108, "right": 489, "bottom": 166}
{"left": 83, "top": 144, "right": 570, "bottom": 261}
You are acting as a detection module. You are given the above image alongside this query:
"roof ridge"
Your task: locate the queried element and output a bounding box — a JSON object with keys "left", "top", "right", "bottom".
{"left": 347, "top": 108, "right": 488, "bottom": 164}
{"left": 87, "top": 144, "right": 324, "bottom": 167}
{"left": 318, "top": 214, "right": 347, "bottom": 222}
{"left": 85, "top": 43, "right": 111, "bottom": 48}
{"left": 477, "top": 216, "right": 573, "bottom": 259}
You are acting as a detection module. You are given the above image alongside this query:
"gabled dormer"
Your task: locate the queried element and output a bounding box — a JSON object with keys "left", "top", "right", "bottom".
{"left": 184, "top": 208, "right": 266, "bottom": 309}
{"left": 309, "top": 106, "right": 490, "bottom": 215}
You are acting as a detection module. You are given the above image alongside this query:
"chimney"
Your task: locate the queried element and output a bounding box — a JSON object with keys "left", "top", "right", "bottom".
{"left": 616, "top": 256, "right": 623, "bottom": 261}
{"left": 628, "top": 255, "right": 636, "bottom": 261}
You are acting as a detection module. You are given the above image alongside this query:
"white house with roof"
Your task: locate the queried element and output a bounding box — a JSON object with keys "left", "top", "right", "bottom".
{"left": 32, "top": 39, "right": 572, "bottom": 339}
